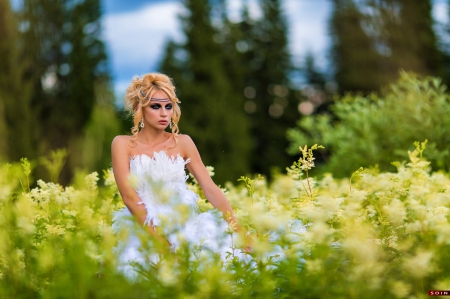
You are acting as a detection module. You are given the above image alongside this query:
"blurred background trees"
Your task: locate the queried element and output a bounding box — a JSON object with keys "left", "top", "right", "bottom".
{"left": 160, "top": 0, "right": 253, "bottom": 183}
{"left": 161, "top": 0, "right": 299, "bottom": 182}
{"left": 225, "top": 0, "right": 299, "bottom": 178}
{"left": 1, "top": 0, "right": 450, "bottom": 183}
{"left": 287, "top": 0, "right": 450, "bottom": 177}
{"left": 330, "top": 0, "right": 446, "bottom": 93}
{"left": 0, "top": 0, "right": 34, "bottom": 161}
{"left": 288, "top": 73, "right": 450, "bottom": 177}
{"left": 0, "top": 0, "right": 120, "bottom": 183}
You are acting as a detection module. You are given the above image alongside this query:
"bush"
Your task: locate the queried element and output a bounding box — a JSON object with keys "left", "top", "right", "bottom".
{"left": 0, "top": 143, "right": 449, "bottom": 298}
{"left": 287, "top": 72, "right": 450, "bottom": 177}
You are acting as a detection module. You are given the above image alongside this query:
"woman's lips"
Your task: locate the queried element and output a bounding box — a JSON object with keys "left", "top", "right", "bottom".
{"left": 159, "top": 120, "right": 168, "bottom": 124}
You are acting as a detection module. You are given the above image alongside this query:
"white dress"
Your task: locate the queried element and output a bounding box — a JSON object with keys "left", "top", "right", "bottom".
{"left": 112, "top": 151, "right": 307, "bottom": 277}
{"left": 112, "top": 151, "right": 244, "bottom": 276}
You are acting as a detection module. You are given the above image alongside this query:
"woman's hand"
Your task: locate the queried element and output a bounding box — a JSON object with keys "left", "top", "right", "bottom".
{"left": 242, "top": 230, "right": 254, "bottom": 254}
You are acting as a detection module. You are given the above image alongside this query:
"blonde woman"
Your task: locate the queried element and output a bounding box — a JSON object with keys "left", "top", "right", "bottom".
{"left": 111, "top": 73, "right": 250, "bottom": 272}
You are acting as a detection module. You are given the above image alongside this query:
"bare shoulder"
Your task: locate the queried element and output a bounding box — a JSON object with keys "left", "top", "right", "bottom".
{"left": 176, "top": 134, "right": 198, "bottom": 158}
{"left": 111, "top": 135, "right": 131, "bottom": 153}
{"left": 177, "top": 134, "right": 195, "bottom": 146}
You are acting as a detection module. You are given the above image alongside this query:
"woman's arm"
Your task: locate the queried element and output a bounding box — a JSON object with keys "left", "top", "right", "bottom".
{"left": 111, "top": 136, "right": 167, "bottom": 244}
{"left": 182, "top": 136, "right": 252, "bottom": 252}
{"left": 181, "top": 135, "right": 239, "bottom": 227}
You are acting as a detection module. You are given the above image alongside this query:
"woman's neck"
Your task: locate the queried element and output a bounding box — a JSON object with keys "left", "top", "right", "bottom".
{"left": 137, "top": 129, "right": 168, "bottom": 147}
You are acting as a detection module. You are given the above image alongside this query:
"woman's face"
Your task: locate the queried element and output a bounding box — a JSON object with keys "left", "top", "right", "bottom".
{"left": 142, "top": 90, "right": 173, "bottom": 130}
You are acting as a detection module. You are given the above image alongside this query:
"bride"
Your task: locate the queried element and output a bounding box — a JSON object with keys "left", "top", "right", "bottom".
{"left": 111, "top": 73, "right": 250, "bottom": 274}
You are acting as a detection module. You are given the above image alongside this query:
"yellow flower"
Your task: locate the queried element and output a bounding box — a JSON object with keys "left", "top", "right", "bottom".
{"left": 306, "top": 259, "right": 323, "bottom": 273}
{"left": 45, "top": 224, "right": 66, "bottom": 236}
{"left": 390, "top": 281, "right": 410, "bottom": 298}
{"left": 382, "top": 199, "right": 406, "bottom": 227}
{"left": 403, "top": 251, "right": 434, "bottom": 278}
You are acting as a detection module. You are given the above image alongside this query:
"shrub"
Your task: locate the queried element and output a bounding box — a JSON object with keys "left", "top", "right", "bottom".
{"left": 287, "top": 72, "right": 450, "bottom": 177}
{"left": 0, "top": 142, "right": 449, "bottom": 298}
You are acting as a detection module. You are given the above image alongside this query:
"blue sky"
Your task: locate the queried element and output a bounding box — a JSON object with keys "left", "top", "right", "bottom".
{"left": 101, "top": 0, "right": 448, "bottom": 102}
{"left": 102, "top": 0, "right": 334, "bottom": 100}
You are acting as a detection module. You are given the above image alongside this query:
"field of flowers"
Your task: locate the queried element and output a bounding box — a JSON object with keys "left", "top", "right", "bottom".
{"left": 0, "top": 141, "right": 449, "bottom": 298}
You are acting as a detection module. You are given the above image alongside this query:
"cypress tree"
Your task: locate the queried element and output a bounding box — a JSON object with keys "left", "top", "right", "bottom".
{"left": 160, "top": 0, "right": 251, "bottom": 183}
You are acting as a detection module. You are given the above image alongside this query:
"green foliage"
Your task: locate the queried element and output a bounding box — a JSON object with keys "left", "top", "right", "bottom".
{"left": 160, "top": 0, "right": 298, "bottom": 181}
{"left": 1, "top": 143, "right": 450, "bottom": 297}
{"left": 160, "top": 0, "right": 252, "bottom": 184}
{"left": 19, "top": 158, "right": 32, "bottom": 193}
{"left": 330, "top": 0, "right": 385, "bottom": 93}
{"left": 221, "top": 0, "right": 298, "bottom": 177}
{"left": 238, "top": 174, "right": 263, "bottom": 204}
{"left": 39, "top": 149, "right": 68, "bottom": 184}
{"left": 330, "top": 0, "right": 445, "bottom": 93}
{"left": 287, "top": 72, "right": 450, "bottom": 177}
{"left": 286, "top": 144, "right": 324, "bottom": 199}
{"left": 69, "top": 83, "right": 123, "bottom": 179}
{"left": 0, "top": 0, "right": 35, "bottom": 161}
{"left": 17, "top": 0, "right": 112, "bottom": 183}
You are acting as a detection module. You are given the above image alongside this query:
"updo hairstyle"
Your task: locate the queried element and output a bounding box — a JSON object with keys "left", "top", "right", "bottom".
{"left": 124, "top": 73, "right": 181, "bottom": 146}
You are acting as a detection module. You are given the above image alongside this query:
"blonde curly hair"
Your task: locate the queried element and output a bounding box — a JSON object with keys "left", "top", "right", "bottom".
{"left": 124, "top": 73, "right": 181, "bottom": 147}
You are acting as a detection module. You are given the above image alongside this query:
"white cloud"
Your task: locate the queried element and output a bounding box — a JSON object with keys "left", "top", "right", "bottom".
{"left": 227, "top": 0, "right": 262, "bottom": 22}
{"left": 102, "top": 1, "right": 183, "bottom": 94}
{"left": 103, "top": 0, "right": 444, "bottom": 99}
{"left": 226, "top": 0, "right": 331, "bottom": 68}
{"left": 433, "top": 1, "right": 449, "bottom": 24}
{"left": 103, "top": 2, "right": 183, "bottom": 102}
{"left": 284, "top": 0, "right": 331, "bottom": 69}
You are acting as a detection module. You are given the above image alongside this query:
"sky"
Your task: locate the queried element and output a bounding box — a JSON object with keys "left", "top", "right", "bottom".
{"left": 101, "top": 0, "right": 449, "bottom": 102}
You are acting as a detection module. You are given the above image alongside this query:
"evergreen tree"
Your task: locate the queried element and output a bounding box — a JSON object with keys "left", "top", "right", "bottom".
{"left": 330, "top": 0, "right": 445, "bottom": 93}
{"left": 380, "top": 0, "right": 445, "bottom": 80}
{"left": 442, "top": 0, "right": 450, "bottom": 85}
{"left": 300, "top": 52, "right": 332, "bottom": 115}
{"left": 304, "top": 52, "right": 327, "bottom": 89}
{"left": 20, "top": 0, "right": 109, "bottom": 182}
{"left": 160, "top": 0, "right": 252, "bottom": 183}
{"left": 330, "top": 0, "right": 384, "bottom": 93}
{"left": 161, "top": 0, "right": 297, "bottom": 180}
{"left": 0, "top": 0, "right": 34, "bottom": 161}
{"left": 236, "top": 0, "right": 298, "bottom": 176}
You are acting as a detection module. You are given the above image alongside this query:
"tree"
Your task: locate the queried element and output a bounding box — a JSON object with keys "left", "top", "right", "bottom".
{"left": 160, "top": 0, "right": 252, "bottom": 183}
{"left": 304, "top": 52, "right": 327, "bottom": 89}
{"left": 161, "top": 0, "right": 298, "bottom": 181}
{"left": 287, "top": 73, "right": 450, "bottom": 177}
{"left": 19, "top": 0, "right": 110, "bottom": 182}
{"left": 217, "top": 0, "right": 299, "bottom": 177}
{"left": 380, "top": 0, "right": 445, "bottom": 80}
{"left": 296, "top": 52, "right": 333, "bottom": 116}
{"left": 329, "top": 0, "right": 445, "bottom": 93}
{"left": 330, "top": 0, "right": 385, "bottom": 93}
{"left": 0, "top": 0, "right": 34, "bottom": 161}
